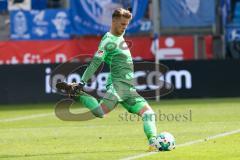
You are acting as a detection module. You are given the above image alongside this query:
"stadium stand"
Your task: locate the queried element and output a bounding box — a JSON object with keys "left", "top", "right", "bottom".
{"left": 0, "top": 0, "right": 238, "bottom": 59}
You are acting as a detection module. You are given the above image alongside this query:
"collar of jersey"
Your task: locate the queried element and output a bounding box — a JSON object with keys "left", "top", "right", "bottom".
{"left": 108, "top": 31, "right": 124, "bottom": 38}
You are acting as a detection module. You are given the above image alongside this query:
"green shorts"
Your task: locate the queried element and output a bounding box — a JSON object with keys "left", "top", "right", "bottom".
{"left": 100, "top": 82, "right": 148, "bottom": 114}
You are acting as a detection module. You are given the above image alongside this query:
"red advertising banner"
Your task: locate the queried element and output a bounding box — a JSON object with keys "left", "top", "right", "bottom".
{"left": 153, "top": 36, "right": 213, "bottom": 60}
{"left": 156, "top": 36, "right": 195, "bottom": 60}
{"left": 0, "top": 36, "right": 213, "bottom": 65}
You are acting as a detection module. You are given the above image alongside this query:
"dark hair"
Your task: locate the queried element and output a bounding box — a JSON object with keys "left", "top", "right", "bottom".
{"left": 112, "top": 8, "right": 132, "bottom": 19}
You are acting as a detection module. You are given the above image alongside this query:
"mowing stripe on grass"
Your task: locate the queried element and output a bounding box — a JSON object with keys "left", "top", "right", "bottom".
{"left": 0, "top": 108, "right": 88, "bottom": 122}
{"left": 120, "top": 129, "right": 240, "bottom": 160}
{"left": 0, "top": 113, "right": 52, "bottom": 122}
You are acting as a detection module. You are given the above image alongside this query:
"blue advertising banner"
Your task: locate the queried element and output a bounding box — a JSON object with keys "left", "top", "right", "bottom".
{"left": 10, "top": 9, "right": 71, "bottom": 40}
{"left": 31, "top": 0, "right": 47, "bottom": 10}
{"left": 160, "top": 0, "right": 216, "bottom": 27}
{"left": 10, "top": 11, "right": 32, "bottom": 40}
{"left": 70, "top": 0, "right": 150, "bottom": 35}
{"left": 0, "top": 0, "right": 7, "bottom": 12}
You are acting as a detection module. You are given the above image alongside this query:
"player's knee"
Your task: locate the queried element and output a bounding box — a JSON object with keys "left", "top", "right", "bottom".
{"left": 142, "top": 109, "right": 155, "bottom": 116}
{"left": 141, "top": 108, "right": 156, "bottom": 121}
{"left": 139, "top": 104, "right": 154, "bottom": 116}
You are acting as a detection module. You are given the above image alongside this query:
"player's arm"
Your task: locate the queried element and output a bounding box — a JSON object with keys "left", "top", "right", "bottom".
{"left": 81, "top": 52, "right": 104, "bottom": 83}
{"left": 81, "top": 38, "right": 108, "bottom": 83}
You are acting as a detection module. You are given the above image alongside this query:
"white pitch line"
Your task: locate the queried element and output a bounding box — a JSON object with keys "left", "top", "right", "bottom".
{"left": 0, "top": 113, "right": 52, "bottom": 122}
{"left": 120, "top": 129, "right": 240, "bottom": 160}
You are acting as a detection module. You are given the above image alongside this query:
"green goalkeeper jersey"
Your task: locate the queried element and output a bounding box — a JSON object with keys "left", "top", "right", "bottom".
{"left": 82, "top": 32, "right": 134, "bottom": 87}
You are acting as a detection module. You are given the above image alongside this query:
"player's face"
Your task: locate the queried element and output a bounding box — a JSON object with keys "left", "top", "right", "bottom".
{"left": 113, "top": 17, "right": 130, "bottom": 35}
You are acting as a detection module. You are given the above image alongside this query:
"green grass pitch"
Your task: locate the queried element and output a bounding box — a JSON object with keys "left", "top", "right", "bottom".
{"left": 0, "top": 98, "right": 240, "bottom": 160}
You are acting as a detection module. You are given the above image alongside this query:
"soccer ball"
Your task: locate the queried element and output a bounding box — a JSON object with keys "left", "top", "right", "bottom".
{"left": 155, "top": 132, "right": 176, "bottom": 151}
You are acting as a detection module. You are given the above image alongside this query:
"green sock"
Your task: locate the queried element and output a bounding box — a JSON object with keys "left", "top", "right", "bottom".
{"left": 142, "top": 110, "right": 157, "bottom": 142}
{"left": 75, "top": 93, "right": 104, "bottom": 118}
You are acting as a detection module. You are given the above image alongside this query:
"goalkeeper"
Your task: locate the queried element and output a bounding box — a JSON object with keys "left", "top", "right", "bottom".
{"left": 57, "top": 8, "right": 158, "bottom": 151}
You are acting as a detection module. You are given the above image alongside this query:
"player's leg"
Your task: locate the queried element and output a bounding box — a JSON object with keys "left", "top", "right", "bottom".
{"left": 121, "top": 99, "right": 157, "bottom": 139}
{"left": 137, "top": 102, "right": 158, "bottom": 151}
{"left": 114, "top": 82, "right": 157, "bottom": 147}
{"left": 120, "top": 94, "right": 157, "bottom": 151}
{"left": 75, "top": 92, "right": 104, "bottom": 118}
{"left": 74, "top": 85, "right": 119, "bottom": 118}
{"left": 56, "top": 82, "right": 118, "bottom": 118}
